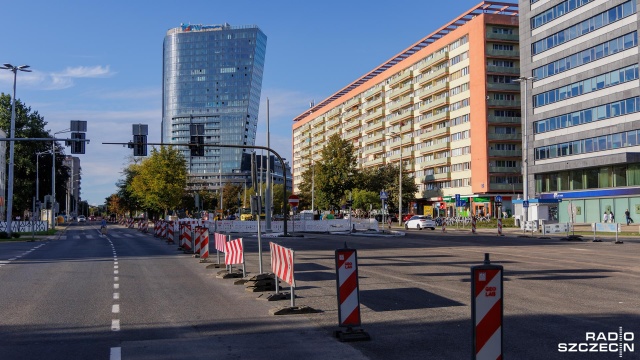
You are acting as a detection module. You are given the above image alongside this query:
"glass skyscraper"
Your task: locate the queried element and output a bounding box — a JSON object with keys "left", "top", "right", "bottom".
{"left": 162, "top": 23, "right": 267, "bottom": 191}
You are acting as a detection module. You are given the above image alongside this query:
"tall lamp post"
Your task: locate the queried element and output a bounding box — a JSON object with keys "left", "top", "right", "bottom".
{"left": 1, "top": 63, "right": 31, "bottom": 234}
{"left": 390, "top": 130, "right": 403, "bottom": 227}
{"left": 36, "top": 150, "right": 52, "bottom": 220}
{"left": 513, "top": 76, "right": 535, "bottom": 225}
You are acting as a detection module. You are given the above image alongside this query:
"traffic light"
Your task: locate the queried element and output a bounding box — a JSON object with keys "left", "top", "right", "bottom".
{"left": 70, "top": 132, "right": 86, "bottom": 154}
{"left": 346, "top": 199, "right": 353, "bottom": 207}
{"left": 190, "top": 124, "right": 205, "bottom": 157}
{"left": 133, "top": 135, "right": 147, "bottom": 156}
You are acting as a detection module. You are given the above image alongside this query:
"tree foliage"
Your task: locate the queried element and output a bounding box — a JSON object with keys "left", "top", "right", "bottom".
{"left": 312, "top": 134, "right": 359, "bottom": 210}
{"left": 0, "top": 94, "right": 69, "bottom": 217}
{"left": 130, "top": 146, "right": 187, "bottom": 216}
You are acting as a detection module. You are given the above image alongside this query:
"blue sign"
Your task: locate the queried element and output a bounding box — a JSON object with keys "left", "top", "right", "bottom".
{"left": 523, "top": 201, "right": 529, "bottom": 208}
{"left": 380, "top": 191, "right": 388, "bottom": 200}
{"left": 495, "top": 196, "right": 502, "bottom": 203}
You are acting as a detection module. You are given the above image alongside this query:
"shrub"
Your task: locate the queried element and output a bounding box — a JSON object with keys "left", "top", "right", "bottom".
{"left": 11, "top": 232, "right": 20, "bottom": 238}
{"left": 0, "top": 232, "right": 8, "bottom": 239}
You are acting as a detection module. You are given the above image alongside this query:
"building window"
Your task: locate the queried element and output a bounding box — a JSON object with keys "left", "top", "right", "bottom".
{"left": 533, "top": 64, "right": 639, "bottom": 107}
{"left": 533, "top": 32, "right": 638, "bottom": 80}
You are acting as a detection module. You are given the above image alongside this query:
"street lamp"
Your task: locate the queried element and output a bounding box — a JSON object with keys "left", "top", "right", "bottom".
{"left": 1, "top": 63, "right": 31, "bottom": 233}
{"left": 389, "top": 130, "right": 403, "bottom": 227}
{"left": 51, "top": 129, "right": 71, "bottom": 229}
{"left": 36, "top": 150, "right": 52, "bottom": 218}
{"left": 513, "top": 76, "right": 536, "bottom": 225}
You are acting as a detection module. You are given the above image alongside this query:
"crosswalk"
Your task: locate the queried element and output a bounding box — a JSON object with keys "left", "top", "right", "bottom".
{"left": 60, "top": 233, "right": 139, "bottom": 240}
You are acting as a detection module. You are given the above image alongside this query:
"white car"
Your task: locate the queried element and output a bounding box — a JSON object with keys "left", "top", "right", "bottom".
{"left": 404, "top": 215, "right": 436, "bottom": 230}
{"left": 77, "top": 215, "right": 86, "bottom": 223}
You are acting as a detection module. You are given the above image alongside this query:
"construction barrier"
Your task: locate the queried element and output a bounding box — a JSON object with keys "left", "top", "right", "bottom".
{"left": 214, "top": 232, "right": 227, "bottom": 265}
{"left": 224, "top": 237, "right": 245, "bottom": 277}
{"left": 141, "top": 221, "right": 148, "bottom": 233}
{"left": 442, "top": 219, "right": 446, "bottom": 233}
{"left": 180, "top": 224, "right": 192, "bottom": 251}
{"left": 194, "top": 226, "right": 202, "bottom": 255}
{"left": 497, "top": 219, "right": 503, "bottom": 236}
{"left": 471, "top": 217, "right": 476, "bottom": 234}
{"left": 198, "top": 226, "right": 210, "bottom": 260}
{"left": 154, "top": 221, "right": 160, "bottom": 237}
{"left": 592, "top": 222, "right": 623, "bottom": 244}
{"left": 166, "top": 221, "right": 175, "bottom": 244}
{"left": 334, "top": 247, "right": 369, "bottom": 341}
{"left": 270, "top": 242, "right": 296, "bottom": 307}
{"left": 471, "top": 253, "right": 503, "bottom": 360}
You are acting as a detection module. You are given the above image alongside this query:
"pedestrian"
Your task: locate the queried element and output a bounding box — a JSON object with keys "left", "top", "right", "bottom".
{"left": 625, "top": 209, "right": 633, "bottom": 225}
{"left": 602, "top": 211, "right": 609, "bottom": 223}
{"left": 100, "top": 218, "right": 107, "bottom": 235}
{"left": 610, "top": 211, "right": 615, "bottom": 223}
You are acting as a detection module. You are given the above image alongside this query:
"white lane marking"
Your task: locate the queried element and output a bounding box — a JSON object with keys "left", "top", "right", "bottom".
{"left": 114, "top": 284, "right": 119, "bottom": 289}
{"left": 0, "top": 261, "right": 10, "bottom": 264}
{"left": 113, "top": 292, "right": 119, "bottom": 300}
{"left": 111, "top": 319, "right": 120, "bottom": 331}
{"left": 114, "top": 270, "right": 119, "bottom": 275}
{"left": 570, "top": 248, "right": 589, "bottom": 251}
{"left": 112, "top": 304, "right": 120, "bottom": 313}
{"left": 114, "top": 265, "right": 118, "bottom": 269}
{"left": 8, "top": 258, "right": 16, "bottom": 261}
{"left": 110, "top": 347, "right": 121, "bottom": 360}
{"left": 114, "top": 261, "right": 118, "bottom": 265}
{"left": 114, "top": 277, "right": 119, "bottom": 281}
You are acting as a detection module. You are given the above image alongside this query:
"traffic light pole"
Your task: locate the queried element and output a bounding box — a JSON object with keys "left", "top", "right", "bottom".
{"left": 104, "top": 141, "right": 291, "bottom": 236}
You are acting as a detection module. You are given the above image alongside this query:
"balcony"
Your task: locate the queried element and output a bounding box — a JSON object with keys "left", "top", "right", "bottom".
{"left": 488, "top": 133, "right": 520, "bottom": 141}
{"left": 489, "top": 183, "right": 523, "bottom": 191}
{"left": 343, "top": 108, "right": 362, "bottom": 121}
{"left": 418, "top": 81, "right": 448, "bottom": 100}
{"left": 389, "top": 70, "right": 413, "bottom": 86}
{"left": 486, "top": 65, "right": 520, "bottom": 75}
{"left": 421, "top": 96, "right": 449, "bottom": 113}
{"left": 486, "top": 33, "right": 519, "bottom": 42}
{"left": 487, "top": 99, "right": 520, "bottom": 108}
{"left": 388, "top": 83, "right": 414, "bottom": 100}
{"left": 420, "top": 141, "right": 450, "bottom": 153}
{"left": 486, "top": 48, "right": 519, "bottom": 58}
{"left": 416, "top": 51, "right": 449, "bottom": 73}
{"left": 387, "top": 96, "right": 413, "bottom": 112}
{"left": 326, "top": 128, "right": 340, "bottom": 138}
{"left": 420, "top": 126, "right": 450, "bottom": 140}
{"left": 422, "top": 111, "right": 450, "bottom": 125}
{"left": 421, "top": 157, "right": 450, "bottom": 168}
{"left": 389, "top": 110, "right": 414, "bottom": 126}
{"left": 488, "top": 149, "right": 522, "bottom": 157}
{"left": 489, "top": 166, "right": 521, "bottom": 173}
{"left": 420, "top": 67, "right": 449, "bottom": 85}
{"left": 366, "top": 157, "right": 385, "bottom": 167}
{"left": 365, "top": 119, "right": 385, "bottom": 132}
{"left": 343, "top": 131, "right": 361, "bottom": 141}
{"left": 362, "top": 108, "right": 384, "bottom": 123}
{"left": 365, "top": 132, "right": 385, "bottom": 143}
{"left": 344, "top": 118, "right": 362, "bottom": 132}
{"left": 344, "top": 96, "right": 361, "bottom": 108}
{"left": 488, "top": 116, "right": 521, "bottom": 124}
{"left": 364, "top": 96, "right": 384, "bottom": 110}
{"left": 421, "top": 189, "right": 443, "bottom": 198}
{"left": 487, "top": 82, "right": 520, "bottom": 91}
{"left": 424, "top": 172, "right": 451, "bottom": 182}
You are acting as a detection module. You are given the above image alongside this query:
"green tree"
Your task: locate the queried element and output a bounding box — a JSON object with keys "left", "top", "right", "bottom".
{"left": 272, "top": 184, "right": 290, "bottom": 215}
{"left": 313, "top": 134, "right": 359, "bottom": 210}
{"left": 130, "top": 146, "right": 187, "bottom": 217}
{"left": 352, "top": 188, "right": 380, "bottom": 215}
{"left": 0, "top": 94, "right": 69, "bottom": 217}
{"left": 222, "top": 183, "right": 243, "bottom": 215}
{"left": 116, "top": 163, "right": 142, "bottom": 216}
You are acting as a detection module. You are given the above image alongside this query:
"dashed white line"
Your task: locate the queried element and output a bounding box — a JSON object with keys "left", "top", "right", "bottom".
{"left": 111, "top": 319, "right": 120, "bottom": 331}
{"left": 110, "top": 347, "right": 121, "bottom": 360}
{"left": 8, "top": 258, "right": 16, "bottom": 261}
{"left": 112, "top": 304, "right": 120, "bottom": 313}
{"left": 114, "top": 270, "right": 119, "bottom": 275}
{"left": 114, "top": 277, "right": 119, "bottom": 281}
{"left": 114, "top": 261, "right": 118, "bottom": 265}
{"left": 113, "top": 292, "right": 120, "bottom": 300}
{"left": 114, "top": 283, "right": 119, "bottom": 289}
{"left": 114, "top": 265, "right": 119, "bottom": 269}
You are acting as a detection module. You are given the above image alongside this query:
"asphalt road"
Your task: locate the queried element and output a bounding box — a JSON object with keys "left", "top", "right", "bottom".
{"left": 0, "top": 224, "right": 638, "bottom": 359}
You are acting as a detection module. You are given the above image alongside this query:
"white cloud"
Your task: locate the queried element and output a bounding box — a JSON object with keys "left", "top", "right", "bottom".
{"left": 0, "top": 65, "right": 115, "bottom": 91}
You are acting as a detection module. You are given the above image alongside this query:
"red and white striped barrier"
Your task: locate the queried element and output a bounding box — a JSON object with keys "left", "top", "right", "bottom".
{"left": 336, "top": 248, "right": 361, "bottom": 327}
{"left": 199, "top": 227, "right": 209, "bottom": 260}
{"left": 442, "top": 219, "right": 446, "bottom": 233}
{"left": 214, "top": 232, "right": 227, "bottom": 264}
{"left": 166, "top": 221, "right": 175, "bottom": 244}
{"left": 270, "top": 242, "right": 295, "bottom": 306}
{"left": 160, "top": 221, "right": 167, "bottom": 239}
{"left": 225, "top": 237, "right": 245, "bottom": 277}
{"left": 180, "top": 224, "right": 192, "bottom": 251}
{"left": 497, "top": 219, "right": 503, "bottom": 236}
{"left": 141, "top": 221, "right": 148, "bottom": 233}
{"left": 193, "top": 226, "right": 201, "bottom": 255}
{"left": 471, "top": 253, "right": 503, "bottom": 360}
{"left": 472, "top": 217, "right": 476, "bottom": 234}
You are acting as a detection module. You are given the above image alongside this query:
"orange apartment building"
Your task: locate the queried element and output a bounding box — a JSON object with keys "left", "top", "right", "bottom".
{"left": 292, "top": 1, "right": 521, "bottom": 217}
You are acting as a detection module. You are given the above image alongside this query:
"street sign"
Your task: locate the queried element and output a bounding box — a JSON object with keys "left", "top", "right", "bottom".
{"left": 288, "top": 194, "right": 300, "bottom": 206}
{"left": 523, "top": 200, "right": 529, "bottom": 208}
{"left": 380, "top": 191, "right": 388, "bottom": 200}
{"left": 495, "top": 195, "right": 502, "bottom": 203}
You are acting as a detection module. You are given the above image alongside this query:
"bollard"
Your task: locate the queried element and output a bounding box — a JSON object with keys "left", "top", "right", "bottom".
{"left": 497, "top": 219, "right": 503, "bottom": 236}
{"left": 471, "top": 217, "right": 476, "bottom": 234}
{"left": 334, "top": 245, "right": 370, "bottom": 341}
{"left": 442, "top": 219, "right": 446, "bottom": 233}
{"left": 471, "top": 253, "right": 503, "bottom": 360}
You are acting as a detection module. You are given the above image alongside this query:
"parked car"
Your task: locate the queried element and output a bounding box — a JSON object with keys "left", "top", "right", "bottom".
{"left": 404, "top": 215, "right": 436, "bottom": 230}
{"left": 77, "top": 215, "right": 87, "bottom": 223}
{"left": 88, "top": 215, "right": 96, "bottom": 221}
{"left": 402, "top": 214, "right": 413, "bottom": 222}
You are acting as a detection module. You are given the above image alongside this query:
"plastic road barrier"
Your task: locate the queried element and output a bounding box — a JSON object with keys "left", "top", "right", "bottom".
{"left": 193, "top": 227, "right": 201, "bottom": 254}
{"left": 180, "top": 224, "right": 192, "bottom": 251}
{"left": 225, "top": 238, "right": 245, "bottom": 277}
{"left": 471, "top": 253, "right": 503, "bottom": 360}
{"left": 471, "top": 217, "right": 476, "bottom": 234}
{"left": 214, "top": 232, "right": 227, "bottom": 265}
{"left": 335, "top": 248, "right": 361, "bottom": 327}
{"left": 166, "top": 221, "right": 175, "bottom": 244}
{"left": 270, "top": 242, "right": 295, "bottom": 307}
{"left": 199, "top": 227, "right": 209, "bottom": 260}
{"left": 497, "top": 219, "right": 503, "bottom": 236}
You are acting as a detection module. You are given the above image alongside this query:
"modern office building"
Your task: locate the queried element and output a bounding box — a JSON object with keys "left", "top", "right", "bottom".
{"left": 518, "top": 0, "right": 640, "bottom": 222}
{"left": 292, "top": 1, "right": 521, "bottom": 217}
{"left": 162, "top": 23, "right": 267, "bottom": 192}
{"left": 63, "top": 156, "right": 81, "bottom": 217}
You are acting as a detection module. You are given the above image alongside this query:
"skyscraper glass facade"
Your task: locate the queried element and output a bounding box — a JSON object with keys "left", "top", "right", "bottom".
{"left": 162, "top": 23, "right": 266, "bottom": 190}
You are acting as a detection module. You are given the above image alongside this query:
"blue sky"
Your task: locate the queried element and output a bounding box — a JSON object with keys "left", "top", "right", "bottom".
{"left": 0, "top": 0, "right": 496, "bottom": 205}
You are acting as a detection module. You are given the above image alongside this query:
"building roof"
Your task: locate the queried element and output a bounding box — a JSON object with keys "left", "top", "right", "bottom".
{"left": 292, "top": 0, "right": 518, "bottom": 123}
